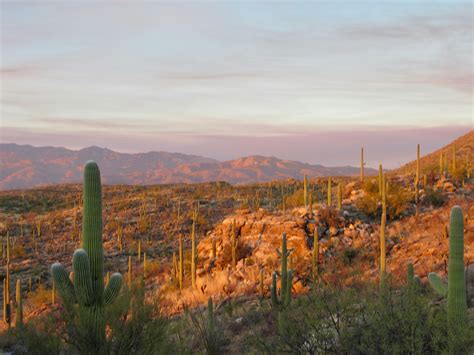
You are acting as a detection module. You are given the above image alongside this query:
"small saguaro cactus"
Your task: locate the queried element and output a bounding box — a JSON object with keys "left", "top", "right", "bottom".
{"left": 191, "top": 208, "right": 197, "bottom": 288}
{"left": 380, "top": 173, "right": 387, "bottom": 284}
{"left": 212, "top": 237, "right": 217, "bottom": 261}
{"left": 452, "top": 145, "right": 457, "bottom": 172}
{"left": 3, "top": 278, "right": 11, "bottom": 328}
{"left": 179, "top": 235, "right": 184, "bottom": 290}
{"left": 231, "top": 219, "right": 237, "bottom": 270}
{"left": 3, "top": 232, "right": 11, "bottom": 328}
{"left": 312, "top": 226, "right": 319, "bottom": 277}
{"left": 378, "top": 164, "right": 383, "bottom": 197}
{"left": 406, "top": 263, "right": 420, "bottom": 289}
{"left": 327, "top": 176, "right": 332, "bottom": 207}
{"left": 271, "top": 233, "right": 293, "bottom": 306}
{"left": 271, "top": 233, "right": 294, "bottom": 332}
{"left": 15, "top": 279, "right": 22, "bottom": 328}
{"left": 128, "top": 255, "right": 133, "bottom": 286}
{"left": 303, "top": 174, "right": 308, "bottom": 210}
{"left": 143, "top": 252, "right": 147, "bottom": 279}
{"left": 439, "top": 151, "right": 444, "bottom": 177}
{"left": 360, "top": 147, "right": 365, "bottom": 183}
{"left": 51, "top": 161, "right": 122, "bottom": 347}
{"left": 337, "top": 183, "right": 342, "bottom": 209}
{"left": 428, "top": 206, "right": 468, "bottom": 351}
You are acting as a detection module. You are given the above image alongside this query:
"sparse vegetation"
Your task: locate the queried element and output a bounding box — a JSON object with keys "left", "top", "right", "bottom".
{"left": 1, "top": 141, "right": 473, "bottom": 353}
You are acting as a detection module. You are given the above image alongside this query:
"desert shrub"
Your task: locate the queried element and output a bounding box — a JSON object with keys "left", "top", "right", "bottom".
{"left": 355, "top": 180, "right": 380, "bottom": 218}
{"left": 187, "top": 301, "right": 229, "bottom": 354}
{"left": 451, "top": 166, "right": 467, "bottom": 182}
{"left": 11, "top": 243, "right": 27, "bottom": 258}
{"left": 423, "top": 188, "right": 447, "bottom": 208}
{"left": 29, "top": 283, "right": 52, "bottom": 308}
{"left": 284, "top": 188, "right": 305, "bottom": 209}
{"left": 0, "top": 315, "right": 62, "bottom": 354}
{"left": 340, "top": 284, "right": 448, "bottom": 354}
{"left": 386, "top": 183, "right": 412, "bottom": 219}
{"left": 253, "top": 280, "right": 472, "bottom": 354}
{"left": 319, "top": 207, "right": 342, "bottom": 228}
{"left": 356, "top": 180, "right": 411, "bottom": 220}
{"left": 342, "top": 247, "right": 358, "bottom": 265}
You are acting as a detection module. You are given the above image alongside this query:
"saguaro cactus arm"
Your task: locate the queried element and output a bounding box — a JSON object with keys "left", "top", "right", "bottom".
{"left": 428, "top": 273, "right": 447, "bottom": 297}
{"left": 51, "top": 263, "right": 76, "bottom": 304}
{"left": 73, "top": 249, "right": 94, "bottom": 306}
{"left": 104, "top": 273, "right": 123, "bottom": 306}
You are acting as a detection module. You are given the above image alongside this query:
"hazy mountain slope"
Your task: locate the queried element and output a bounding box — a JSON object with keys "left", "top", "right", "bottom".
{"left": 393, "top": 130, "right": 473, "bottom": 175}
{"left": 1, "top": 143, "right": 376, "bottom": 189}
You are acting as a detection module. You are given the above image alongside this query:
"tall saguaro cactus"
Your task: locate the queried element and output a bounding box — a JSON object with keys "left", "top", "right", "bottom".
{"left": 380, "top": 173, "right": 387, "bottom": 284}
{"left": 3, "top": 232, "right": 11, "bottom": 328}
{"left": 191, "top": 208, "right": 197, "bottom": 288}
{"left": 360, "top": 147, "right": 365, "bottom": 183}
{"left": 378, "top": 164, "right": 383, "bottom": 197}
{"left": 415, "top": 144, "right": 420, "bottom": 217}
{"left": 303, "top": 174, "right": 308, "bottom": 210}
{"left": 15, "top": 279, "right": 22, "bottom": 328}
{"left": 428, "top": 206, "right": 468, "bottom": 352}
{"left": 51, "top": 161, "right": 122, "bottom": 347}
{"left": 327, "top": 177, "right": 332, "bottom": 207}
{"left": 178, "top": 235, "right": 183, "bottom": 290}
{"left": 312, "top": 226, "right": 319, "bottom": 277}
{"left": 231, "top": 219, "right": 237, "bottom": 270}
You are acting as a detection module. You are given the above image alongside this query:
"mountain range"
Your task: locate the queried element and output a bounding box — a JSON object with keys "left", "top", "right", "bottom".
{"left": 0, "top": 143, "right": 378, "bottom": 190}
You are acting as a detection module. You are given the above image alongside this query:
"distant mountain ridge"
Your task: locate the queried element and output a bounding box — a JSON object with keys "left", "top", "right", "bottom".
{"left": 0, "top": 143, "right": 377, "bottom": 190}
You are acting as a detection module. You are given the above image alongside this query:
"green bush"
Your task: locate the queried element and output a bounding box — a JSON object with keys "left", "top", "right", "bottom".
{"left": 253, "top": 281, "right": 474, "bottom": 354}
{"left": 423, "top": 188, "right": 447, "bottom": 208}
{"left": 342, "top": 247, "right": 358, "bottom": 265}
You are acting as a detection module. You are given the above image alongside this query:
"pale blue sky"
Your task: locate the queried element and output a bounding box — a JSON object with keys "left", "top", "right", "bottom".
{"left": 1, "top": 1, "right": 472, "bottom": 167}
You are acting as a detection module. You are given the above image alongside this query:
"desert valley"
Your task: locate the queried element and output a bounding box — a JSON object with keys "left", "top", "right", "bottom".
{"left": 0, "top": 131, "right": 473, "bottom": 353}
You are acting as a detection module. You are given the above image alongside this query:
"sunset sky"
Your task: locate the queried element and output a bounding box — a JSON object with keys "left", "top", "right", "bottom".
{"left": 1, "top": 1, "right": 472, "bottom": 168}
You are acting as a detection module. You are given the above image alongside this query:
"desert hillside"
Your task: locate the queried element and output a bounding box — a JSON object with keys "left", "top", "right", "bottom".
{"left": 1, "top": 134, "right": 473, "bottom": 353}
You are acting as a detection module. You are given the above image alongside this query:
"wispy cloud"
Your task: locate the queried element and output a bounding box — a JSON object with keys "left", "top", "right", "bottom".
{"left": 1, "top": 1, "right": 472, "bottom": 158}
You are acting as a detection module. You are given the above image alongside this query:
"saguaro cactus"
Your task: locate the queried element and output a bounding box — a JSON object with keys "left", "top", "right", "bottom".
{"left": 415, "top": 144, "right": 420, "bottom": 217}
{"left": 3, "top": 233, "right": 11, "bottom": 328}
{"left": 271, "top": 233, "right": 294, "bottom": 332}
{"left": 380, "top": 173, "right": 387, "bottom": 284}
{"left": 360, "top": 147, "right": 365, "bottom": 183}
{"left": 178, "top": 235, "right": 183, "bottom": 290}
{"left": 51, "top": 161, "right": 122, "bottom": 347}
{"left": 327, "top": 177, "right": 332, "bottom": 207}
{"left": 337, "top": 183, "right": 342, "bottom": 209}
{"left": 406, "top": 263, "right": 420, "bottom": 289}
{"left": 378, "top": 164, "right": 383, "bottom": 197}
{"left": 191, "top": 208, "right": 197, "bottom": 288}
{"left": 15, "top": 279, "right": 22, "bottom": 328}
{"left": 231, "top": 219, "right": 237, "bottom": 270}
{"left": 303, "top": 174, "right": 308, "bottom": 209}
{"left": 439, "top": 152, "right": 444, "bottom": 177}
{"left": 428, "top": 206, "right": 467, "bottom": 351}
{"left": 312, "top": 226, "right": 319, "bottom": 277}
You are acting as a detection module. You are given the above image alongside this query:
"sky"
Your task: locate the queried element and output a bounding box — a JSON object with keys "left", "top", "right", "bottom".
{"left": 1, "top": 0, "right": 472, "bottom": 168}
